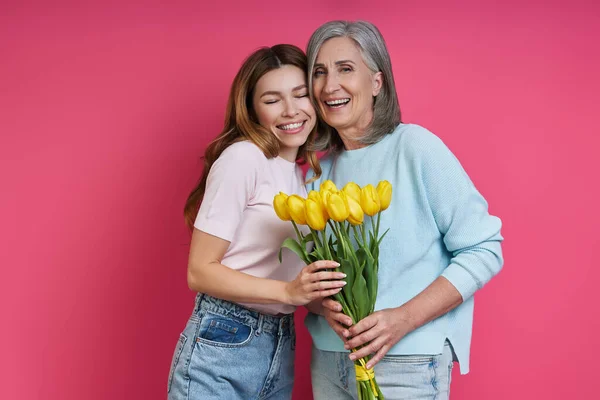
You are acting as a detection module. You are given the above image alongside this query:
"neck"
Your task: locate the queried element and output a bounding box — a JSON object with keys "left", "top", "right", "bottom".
{"left": 278, "top": 147, "right": 298, "bottom": 162}
{"left": 337, "top": 108, "right": 373, "bottom": 150}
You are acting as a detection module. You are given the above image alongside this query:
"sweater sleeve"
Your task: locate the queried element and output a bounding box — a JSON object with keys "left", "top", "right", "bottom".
{"left": 412, "top": 128, "right": 504, "bottom": 301}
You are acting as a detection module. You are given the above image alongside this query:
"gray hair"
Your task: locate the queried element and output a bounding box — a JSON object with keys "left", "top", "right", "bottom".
{"left": 307, "top": 20, "right": 401, "bottom": 153}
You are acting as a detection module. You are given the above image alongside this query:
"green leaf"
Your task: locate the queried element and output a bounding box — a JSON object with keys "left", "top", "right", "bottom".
{"left": 352, "top": 273, "right": 369, "bottom": 320}
{"left": 362, "top": 252, "right": 378, "bottom": 312}
{"left": 338, "top": 257, "right": 356, "bottom": 317}
{"left": 279, "top": 238, "right": 309, "bottom": 264}
{"left": 377, "top": 228, "right": 390, "bottom": 247}
{"left": 301, "top": 232, "right": 315, "bottom": 246}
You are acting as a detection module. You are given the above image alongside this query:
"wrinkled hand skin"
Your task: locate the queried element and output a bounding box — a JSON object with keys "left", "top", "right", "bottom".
{"left": 344, "top": 308, "right": 413, "bottom": 369}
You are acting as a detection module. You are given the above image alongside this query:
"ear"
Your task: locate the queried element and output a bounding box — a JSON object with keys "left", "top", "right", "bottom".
{"left": 372, "top": 71, "right": 383, "bottom": 97}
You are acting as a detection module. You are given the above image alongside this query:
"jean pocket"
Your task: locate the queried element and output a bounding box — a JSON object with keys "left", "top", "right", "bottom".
{"left": 382, "top": 354, "right": 435, "bottom": 365}
{"left": 167, "top": 333, "right": 187, "bottom": 394}
{"left": 197, "top": 313, "right": 253, "bottom": 347}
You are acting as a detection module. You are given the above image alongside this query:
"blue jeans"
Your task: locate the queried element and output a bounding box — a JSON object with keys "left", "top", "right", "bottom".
{"left": 311, "top": 341, "right": 454, "bottom": 400}
{"left": 168, "top": 294, "right": 296, "bottom": 400}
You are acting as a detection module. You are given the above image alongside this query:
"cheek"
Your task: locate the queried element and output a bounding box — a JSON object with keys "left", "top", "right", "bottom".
{"left": 300, "top": 99, "right": 316, "bottom": 117}
{"left": 312, "top": 79, "right": 324, "bottom": 97}
{"left": 254, "top": 106, "right": 275, "bottom": 127}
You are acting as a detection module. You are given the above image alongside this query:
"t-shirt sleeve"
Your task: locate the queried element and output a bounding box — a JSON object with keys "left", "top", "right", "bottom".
{"left": 194, "top": 142, "right": 262, "bottom": 242}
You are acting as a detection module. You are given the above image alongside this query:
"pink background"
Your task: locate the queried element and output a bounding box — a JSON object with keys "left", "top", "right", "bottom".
{"left": 1, "top": 1, "right": 599, "bottom": 399}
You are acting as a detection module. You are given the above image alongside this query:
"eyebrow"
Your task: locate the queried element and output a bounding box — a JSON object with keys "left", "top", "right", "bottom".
{"left": 314, "top": 60, "right": 357, "bottom": 68}
{"left": 259, "top": 84, "right": 307, "bottom": 98}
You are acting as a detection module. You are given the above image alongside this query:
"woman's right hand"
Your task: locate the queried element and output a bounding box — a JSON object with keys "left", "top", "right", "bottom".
{"left": 284, "top": 260, "right": 347, "bottom": 306}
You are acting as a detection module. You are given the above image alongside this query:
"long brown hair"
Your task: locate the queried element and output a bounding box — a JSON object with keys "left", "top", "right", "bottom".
{"left": 184, "top": 44, "right": 322, "bottom": 229}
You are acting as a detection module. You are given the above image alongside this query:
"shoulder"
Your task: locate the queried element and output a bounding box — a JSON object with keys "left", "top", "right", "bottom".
{"left": 208, "top": 141, "right": 268, "bottom": 183}
{"left": 218, "top": 140, "right": 268, "bottom": 165}
{"left": 394, "top": 123, "right": 452, "bottom": 161}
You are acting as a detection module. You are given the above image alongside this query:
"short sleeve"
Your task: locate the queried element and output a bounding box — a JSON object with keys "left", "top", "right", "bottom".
{"left": 194, "top": 142, "right": 264, "bottom": 242}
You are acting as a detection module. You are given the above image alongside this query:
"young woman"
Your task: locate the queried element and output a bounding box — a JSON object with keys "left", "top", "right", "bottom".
{"left": 167, "top": 44, "right": 346, "bottom": 400}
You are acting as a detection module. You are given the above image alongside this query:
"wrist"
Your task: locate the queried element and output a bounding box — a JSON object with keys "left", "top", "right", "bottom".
{"left": 394, "top": 305, "right": 420, "bottom": 332}
{"left": 277, "top": 281, "right": 293, "bottom": 305}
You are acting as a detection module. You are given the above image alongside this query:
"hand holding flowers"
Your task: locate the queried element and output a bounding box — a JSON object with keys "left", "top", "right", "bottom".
{"left": 273, "top": 179, "right": 393, "bottom": 400}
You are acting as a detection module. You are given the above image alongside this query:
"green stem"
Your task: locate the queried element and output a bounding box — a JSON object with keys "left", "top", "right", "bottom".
{"left": 319, "top": 229, "right": 334, "bottom": 261}
{"left": 291, "top": 221, "right": 310, "bottom": 261}
{"left": 361, "top": 223, "right": 367, "bottom": 246}
{"left": 291, "top": 221, "right": 303, "bottom": 242}
{"left": 376, "top": 212, "right": 381, "bottom": 242}
{"left": 353, "top": 225, "right": 363, "bottom": 246}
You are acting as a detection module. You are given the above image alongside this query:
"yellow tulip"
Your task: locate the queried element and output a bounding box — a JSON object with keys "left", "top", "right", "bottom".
{"left": 287, "top": 195, "right": 307, "bottom": 225}
{"left": 305, "top": 198, "right": 327, "bottom": 231}
{"left": 273, "top": 192, "right": 292, "bottom": 221}
{"left": 342, "top": 182, "right": 362, "bottom": 203}
{"left": 321, "top": 189, "right": 332, "bottom": 208}
{"left": 308, "top": 190, "right": 329, "bottom": 221}
{"left": 377, "top": 180, "right": 392, "bottom": 211}
{"left": 326, "top": 191, "right": 350, "bottom": 222}
{"left": 320, "top": 180, "right": 338, "bottom": 193}
{"left": 346, "top": 195, "right": 364, "bottom": 225}
{"left": 360, "top": 184, "right": 381, "bottom": 216}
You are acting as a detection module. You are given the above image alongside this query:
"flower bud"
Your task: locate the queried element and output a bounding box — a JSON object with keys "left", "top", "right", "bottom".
{"left": 377, "top": 180, "right": 392, "bottom": 211}
{"left": 273, "top": 192, "right": 291, "bottom": 221}
{"left": 343, "top": 182, "right": 362, "bottom": 203}
{"left": 287, "top": 195, "right": 307, "bottom": 225}
{"left": 360, "top": 184, "right": 381, "bottom": 217}
{"left": 305, "top": 198, "right": 327, "bottom": 231}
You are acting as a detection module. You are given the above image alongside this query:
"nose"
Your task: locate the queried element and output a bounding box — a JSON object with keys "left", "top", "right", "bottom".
{"left": 324, "top": 72, "right": 340, "bottom": 94}
{"left": 282, "top": 99, "right": 299, "bottom": 118}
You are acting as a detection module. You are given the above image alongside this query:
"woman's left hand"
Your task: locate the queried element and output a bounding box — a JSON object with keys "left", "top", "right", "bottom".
{"left": 343, "top": 307, "right": 414, "bottom": 369}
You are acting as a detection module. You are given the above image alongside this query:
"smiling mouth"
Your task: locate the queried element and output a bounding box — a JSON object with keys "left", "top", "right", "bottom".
{"left": 277, "top": 120, "right": 306, "bottom": 132}
{"left": 324, "top": 98, "right": 350, "bottom": 108}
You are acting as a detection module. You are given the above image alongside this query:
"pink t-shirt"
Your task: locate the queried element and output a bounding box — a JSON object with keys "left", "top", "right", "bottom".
{"left": 194, "top": 141, "right": 309, "bottom": 315}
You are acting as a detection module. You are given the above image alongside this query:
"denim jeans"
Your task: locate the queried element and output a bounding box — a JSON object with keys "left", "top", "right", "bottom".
{"left": 168, "top": 294, "right": 296, "bottom": 400}
{"left": 311, "top": 341, "right": 454, "bottom": 400}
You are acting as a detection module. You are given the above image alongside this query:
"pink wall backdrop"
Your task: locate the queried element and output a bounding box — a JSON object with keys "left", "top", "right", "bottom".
{"left": 2, "top": 1, "right": 599, "bottom": 399}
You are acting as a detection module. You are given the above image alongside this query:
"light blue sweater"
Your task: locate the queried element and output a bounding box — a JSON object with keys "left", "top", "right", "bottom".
{"left": 305, "top": 124, "right": 504, "bottom": 374}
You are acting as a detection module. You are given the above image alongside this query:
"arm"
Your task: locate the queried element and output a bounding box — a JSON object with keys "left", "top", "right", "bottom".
{"left": 187, "top": 229, "right": 346, "bottom": 306}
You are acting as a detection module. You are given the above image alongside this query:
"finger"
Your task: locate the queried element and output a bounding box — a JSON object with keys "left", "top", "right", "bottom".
{"left": 344, "top": 325, "right": 379, "bottom": 350}
{"left": 314, "top": 287, "right": 343, "bottom": 299}
{"left": 325, "top": 317, "right": 349, "bottom": 340}
{"left": 348, "top": 314, "right": 378, "bottom": 337}
{"left": 322, "top": 298, "right": 343, "bottom": 312}
{"left": 308, "top": 260, "right": 340, "bottom": 272}
{"left": 310, "top": 270, "right": 347, "bottom": 282}
{"left": 365, "top": 344, "right": 391, "bottom": 369}
{"left": 349, "top": 336, "right": 387, "bottom": 361}
{"left": 309, "top": 280, "right": 346, "bottom": 292}
{"left": 329, "top": 311, "right": 353, "bottom": 327}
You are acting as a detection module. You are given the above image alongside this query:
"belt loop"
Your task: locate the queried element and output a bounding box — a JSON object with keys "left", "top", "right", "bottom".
{"left": 193, "top": 293, "right": 204, "bottom": 314}
{"left": 256, "top": 314, "right": 264, "bottom": 336}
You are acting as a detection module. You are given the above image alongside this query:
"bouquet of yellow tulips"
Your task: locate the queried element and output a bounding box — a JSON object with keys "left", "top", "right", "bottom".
{"left": 273, "top": 180, "right": 392, "bottom": 400}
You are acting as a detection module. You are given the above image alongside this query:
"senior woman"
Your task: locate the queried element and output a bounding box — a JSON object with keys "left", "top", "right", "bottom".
{"left": 304, "top": 20, "right": 504, "bottom": 400}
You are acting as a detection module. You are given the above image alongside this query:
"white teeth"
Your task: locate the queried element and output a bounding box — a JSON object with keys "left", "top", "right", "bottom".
{"left": 325, "top": 99, "right": 350, "bottom": 105}
{"left": 279, "top": 122, "right": 304, "bottom": 130}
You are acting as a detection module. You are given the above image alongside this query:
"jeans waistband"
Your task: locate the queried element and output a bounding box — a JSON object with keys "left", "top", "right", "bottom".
{"left": 194, "top": 293, "right": 294, "bottom": 337}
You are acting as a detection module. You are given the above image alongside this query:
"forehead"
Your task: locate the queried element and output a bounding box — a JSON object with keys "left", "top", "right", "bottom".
{"left": 315, "top": 37, "right": 363, "bottom": 63}
{"left": 254, "top": 65, "right": 306, "bottom": 93}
